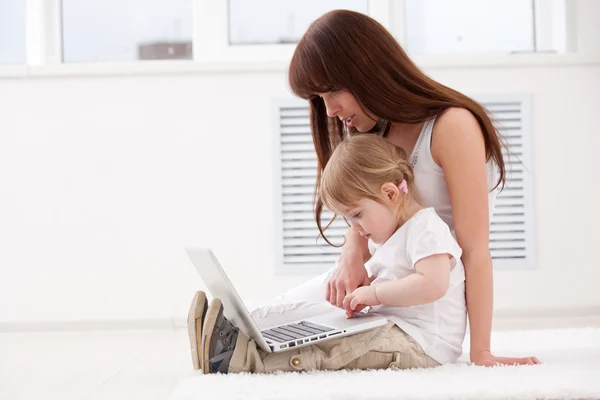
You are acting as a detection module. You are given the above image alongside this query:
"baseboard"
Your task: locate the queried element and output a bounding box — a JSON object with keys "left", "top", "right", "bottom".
{"left": 2, "top": 307, "right": 599, "bottom": 333}
{"left": 0, "top": 318, "right": 181, "bottom": 333}
{"left": 491, "top": 306, "right": 600, "bottom": 331}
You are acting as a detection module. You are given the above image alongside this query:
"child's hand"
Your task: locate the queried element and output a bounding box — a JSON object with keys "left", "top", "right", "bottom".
{"left": 343, "top": 286, "right": 379, "bottom": 318}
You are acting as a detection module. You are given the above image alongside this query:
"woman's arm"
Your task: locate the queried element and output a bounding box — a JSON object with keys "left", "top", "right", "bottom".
{"left": 326, "top": 227, "right": 371, "bottom": 311}
{"left": 433, "top": 107, "right": 539, "bottom": 366}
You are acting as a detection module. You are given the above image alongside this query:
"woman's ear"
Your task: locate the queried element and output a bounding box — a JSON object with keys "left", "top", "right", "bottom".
{"left": 380, "top": 182, "right": 400, "bottom": 204}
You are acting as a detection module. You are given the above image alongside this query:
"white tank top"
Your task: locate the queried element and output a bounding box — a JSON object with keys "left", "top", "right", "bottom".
{"left": 408, "top": 117, "right": 499, "bottom": 234}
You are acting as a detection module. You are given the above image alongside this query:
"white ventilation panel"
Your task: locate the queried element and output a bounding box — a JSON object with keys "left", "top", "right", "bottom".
{"left": 272, "top": 96, "right": 535, "bottom": 273}
{"left": 484, "top": 97, "right": 535, "bottom": 268}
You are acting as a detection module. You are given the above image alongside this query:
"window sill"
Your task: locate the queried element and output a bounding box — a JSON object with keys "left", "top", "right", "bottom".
{"left": 0, "top": 60, "right": 289, "bottom": 79}
{"left": 414, "top": 53, "right": 600, "bottom": 69}
{"left": 0, "top": 66, "right": 28, "bottom": 78}
{"left": 0, "top": 54, "right": 598, "bottom": 79}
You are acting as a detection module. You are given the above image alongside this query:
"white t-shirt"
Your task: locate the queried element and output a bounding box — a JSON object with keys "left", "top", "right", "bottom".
{"left": 365, "top": 207, "right": 466, "bottom": 365}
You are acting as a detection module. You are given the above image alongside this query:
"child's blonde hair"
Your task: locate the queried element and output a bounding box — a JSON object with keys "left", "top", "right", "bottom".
{"left": 317, "top": 134, "right": 419, "bottom": 245}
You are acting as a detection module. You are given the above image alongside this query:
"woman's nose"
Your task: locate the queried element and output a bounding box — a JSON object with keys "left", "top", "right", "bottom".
{"left": 324, "top": 99, "right": 340, "bottom": 118}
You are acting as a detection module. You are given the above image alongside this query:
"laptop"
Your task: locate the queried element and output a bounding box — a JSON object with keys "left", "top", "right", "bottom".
{"left": 185, "top": 247, "right": 388, "bottom": 353}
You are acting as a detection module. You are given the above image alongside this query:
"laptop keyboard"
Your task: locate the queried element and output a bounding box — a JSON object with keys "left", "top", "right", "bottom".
{"left": 261, "top": 321, "right": 335, "bottom": 343}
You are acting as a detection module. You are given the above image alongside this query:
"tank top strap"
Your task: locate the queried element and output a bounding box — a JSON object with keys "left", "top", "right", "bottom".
{"left": 409, "top": 116, "right": 437, "bottom": 169}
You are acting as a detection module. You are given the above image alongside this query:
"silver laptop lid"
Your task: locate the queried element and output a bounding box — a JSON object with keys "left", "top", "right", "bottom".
{"left": 184, "top": 247, "right": 273, "bottom": 352}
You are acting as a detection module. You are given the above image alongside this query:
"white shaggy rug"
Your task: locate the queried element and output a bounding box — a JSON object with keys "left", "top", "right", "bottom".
{"left": 169, "top": 328, "right": 600, "bottom": 400}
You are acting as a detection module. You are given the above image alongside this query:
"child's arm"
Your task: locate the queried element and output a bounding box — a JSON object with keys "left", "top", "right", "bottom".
{"left": 343, "top": 253, "right": 451, "bottom": 315}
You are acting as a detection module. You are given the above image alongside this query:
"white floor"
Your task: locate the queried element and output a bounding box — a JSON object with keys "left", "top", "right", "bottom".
{"left": 2, "top": 316, "right": 600, "bottom": 400}
{"left": 0, "top": 329, "right": 191, "bottom": 400}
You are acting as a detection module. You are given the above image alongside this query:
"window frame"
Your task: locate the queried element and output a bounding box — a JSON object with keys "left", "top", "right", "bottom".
{"left": 25, "top": 0, "right": 62, "bottom": 65}
{"left": 0, "top": 0, "right": 595, "bottom": 76}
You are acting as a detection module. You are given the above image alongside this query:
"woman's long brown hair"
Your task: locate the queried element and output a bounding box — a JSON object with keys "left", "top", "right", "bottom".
{"left": 288, "top": 10, "right": 506, "bottom": 239}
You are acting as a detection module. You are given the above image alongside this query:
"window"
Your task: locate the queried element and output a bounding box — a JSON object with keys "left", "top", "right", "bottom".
{"left": 273, "top": 96, "right": 535, "bottom": 274}
{"left": 404, "top": 0, "right": 536, "bottom": 54}
{"left": 0, "top": 0, "right": 26, "bottom": 64}
{"left": 228, "top": 0, "right": 369, "bottom": 45}
{"left": 61, "top": 0, "right": 193, "bottom": 62}
{"left": 196, "top": 1, "right": 382, "bottom": 63}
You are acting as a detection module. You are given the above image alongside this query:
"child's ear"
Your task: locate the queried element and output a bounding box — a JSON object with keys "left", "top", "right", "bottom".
{"left": 380, "top": 182, "right": 400, "bottom": 203}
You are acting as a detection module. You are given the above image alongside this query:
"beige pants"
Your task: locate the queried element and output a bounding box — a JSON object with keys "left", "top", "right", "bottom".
{"left": 228, "top": 322, "right": 439, "bottom": 373}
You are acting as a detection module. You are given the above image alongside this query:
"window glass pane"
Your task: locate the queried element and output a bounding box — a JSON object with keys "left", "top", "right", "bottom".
{"left": 405, "top": 0, "right": 535, "bottom": 54}
{"left": 0, "top": 0, "right": 26, "bottom": 64}
{"left": 62, "top": 0, "right": 193, "bottom": 62}
{"left": 228, "top": 0, "right": 368, "bottom": 45}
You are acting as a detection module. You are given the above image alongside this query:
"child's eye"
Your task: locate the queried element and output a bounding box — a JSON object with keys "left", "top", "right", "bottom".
{"left": 352, "top": 212, "right": 362, "bottom": 219}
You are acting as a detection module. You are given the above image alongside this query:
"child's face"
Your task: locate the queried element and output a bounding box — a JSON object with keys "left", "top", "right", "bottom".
{"left": 338, "top": 197, "right": 399, "bottom": 245}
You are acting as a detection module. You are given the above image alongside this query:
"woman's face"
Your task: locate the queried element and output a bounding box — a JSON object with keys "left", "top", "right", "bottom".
{"left": 318, "top": 90, "right": 378, "bottom": 132}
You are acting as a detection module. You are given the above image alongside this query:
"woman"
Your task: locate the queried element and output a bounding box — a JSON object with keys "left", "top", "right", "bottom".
{"left": 285, "top": 10, "right": 538, "bottom": 366}
{"left": 186, "top": 9, "right": 539, "bottom": 369}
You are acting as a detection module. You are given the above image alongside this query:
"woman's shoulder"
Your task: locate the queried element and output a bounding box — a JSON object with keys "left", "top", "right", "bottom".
{"left": 434, "top": 107, "right": 481, "bottom": 138}
{"left": 436, "top": 106, "right": 478, "bottom": 123}
{"left": 431, "top": 107, "right": 485, "bottom": 166}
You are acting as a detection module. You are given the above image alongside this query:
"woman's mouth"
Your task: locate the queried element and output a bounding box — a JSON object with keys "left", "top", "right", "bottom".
{"left": 345, "top": 115, "right": 355, "bottom": 128}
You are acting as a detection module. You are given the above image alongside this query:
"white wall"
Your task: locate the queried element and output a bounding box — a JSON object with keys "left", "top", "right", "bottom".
{"left": 1, "top": 57, "right": 599, "bottom": 326}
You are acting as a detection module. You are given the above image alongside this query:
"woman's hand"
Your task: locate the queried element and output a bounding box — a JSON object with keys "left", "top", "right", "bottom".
{"left": 471, "top": 350, "right": 541, "bottom": 366}
{"left": 326, "top": 249, "right": 370, "bottom": 311}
